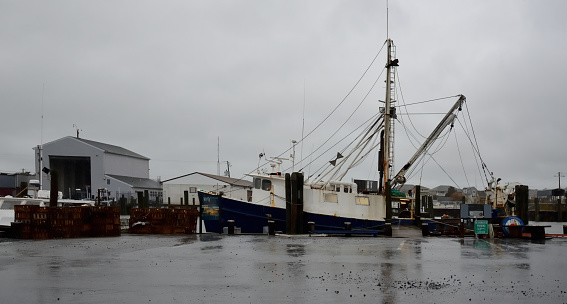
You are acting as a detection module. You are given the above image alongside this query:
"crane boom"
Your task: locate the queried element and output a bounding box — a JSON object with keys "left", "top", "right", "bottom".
{"left": 391, "top": 95, "right": 466, "bottom": 188}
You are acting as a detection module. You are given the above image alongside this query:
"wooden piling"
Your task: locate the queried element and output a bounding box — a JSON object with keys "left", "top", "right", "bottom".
{"left": 308, "top": 221, "right": 315, "bottom": 234}
{"left": 227, "top": 220, "right": 235, "bottom": 235}
{"left": 268, "top": 220, "right": 275, "bottom": 235}
{"left": 295, "top": 172, "right": 304, "bottom": 234}
{"left": 49, "top": 170, "right": 58, "bottom": 207}
{"left": 285, "top": 173, "right": 291, "bottom": 233}
{"left": 421, "top": 222, "right": 429, "bottom": 236}
{"left": 414, "top": 185, "right": 421, "bottom": 227}
{"left": 384, "top": 222, "right": 392, "bottom": 237}
{"left": 288, "top": 172, "right": 304, "bottom": 234}
{"left": 344, "top": 222, "right": 351, "bottom": 237}
{"left": 385, "top": 181, "right": 392, "bottom": 222}
{"left": 515, "top": 185, "right": 529, "bottom": 225}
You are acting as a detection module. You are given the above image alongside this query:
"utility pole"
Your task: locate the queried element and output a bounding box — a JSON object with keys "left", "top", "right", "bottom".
{"left": 555, "top": 172, "right": 565, "bottom": 221}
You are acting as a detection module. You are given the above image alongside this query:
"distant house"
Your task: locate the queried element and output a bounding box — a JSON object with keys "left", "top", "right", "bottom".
{"left": 429, "top": 185, "right": 461, "bottom": 197}
{"left": 34, "top": 136, "right": 161, "bottom": 203}
{"left": 397, "top": 184, "right": 430, "bottom": 198}
{"left": 462, "top": 186, "right": 485, "bottom": 204}
{"left": 462, "top": 187, "right": 477, "bottom": 196}
{"left": 161, "top": 172, "right": 253, "bottom": 206}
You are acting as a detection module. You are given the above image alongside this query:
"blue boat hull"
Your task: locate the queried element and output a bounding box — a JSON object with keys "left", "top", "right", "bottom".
{"left": 199, "top": 191, "right": 389, "bottom": 234}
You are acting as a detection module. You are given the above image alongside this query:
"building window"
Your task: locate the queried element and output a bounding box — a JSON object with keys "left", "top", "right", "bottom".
{"left": 190, "top": 187, "right": 197, "bottom": 193}
{"left": 107, "top": 179, "right": 110, "bottom": 185}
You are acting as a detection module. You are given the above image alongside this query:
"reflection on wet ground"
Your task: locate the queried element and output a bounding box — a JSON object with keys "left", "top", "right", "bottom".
{"left": 0, "top": 228, "right": 566, "bottom": 303}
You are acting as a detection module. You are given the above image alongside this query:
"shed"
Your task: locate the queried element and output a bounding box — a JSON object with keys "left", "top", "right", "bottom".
{"left": 161, "top": 172, "right": 253, "bottom": 206}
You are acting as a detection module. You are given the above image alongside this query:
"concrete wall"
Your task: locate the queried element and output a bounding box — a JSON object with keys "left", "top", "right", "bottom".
{"left": 104, "top": 153, "right": 149, "bottom": 178}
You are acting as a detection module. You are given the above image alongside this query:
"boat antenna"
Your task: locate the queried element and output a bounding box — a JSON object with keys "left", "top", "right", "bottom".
{"left": 257, "top": 151, "right": 265, "bottom": 174}
{"left": 386, "top": 0, "right": 389, "bottom": 39}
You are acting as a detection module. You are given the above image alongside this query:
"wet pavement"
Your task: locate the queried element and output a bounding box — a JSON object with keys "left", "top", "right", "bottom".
{"left": 1, "top": 226, "right": 566, "bottom": 304}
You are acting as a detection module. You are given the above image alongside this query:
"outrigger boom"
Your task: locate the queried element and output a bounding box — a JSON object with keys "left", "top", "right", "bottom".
{"left": 391, "top": 94, "right": 466, "bottom": 189}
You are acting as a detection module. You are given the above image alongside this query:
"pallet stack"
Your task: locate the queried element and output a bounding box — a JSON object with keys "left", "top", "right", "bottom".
{"left": 11, "top": 206, "right": 121, "bottom": 239}
{"left": 129, "top": 207, "right": 199, "bottom": 234}
{"left": 89, "top": 206, "right": 121, "bottom": 237}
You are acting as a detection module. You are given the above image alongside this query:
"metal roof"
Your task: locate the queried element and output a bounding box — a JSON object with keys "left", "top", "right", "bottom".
{"left": 106, "top": 174, "right": 162, "bottom": 190}
{"left": 74, "top": 137, "right": 149, "bottom": 160}
{"left": 161, "top": 172, "right": 253, "bottom": 188}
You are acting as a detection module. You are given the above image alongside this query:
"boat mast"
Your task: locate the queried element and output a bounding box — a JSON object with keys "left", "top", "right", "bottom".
{"left": 383, "top": 39, "right": 397, "bottom": 191}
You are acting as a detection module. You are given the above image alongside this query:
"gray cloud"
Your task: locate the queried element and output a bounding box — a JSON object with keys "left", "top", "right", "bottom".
{"left": 1, "top": 0, "right": 566, "bottom": 190}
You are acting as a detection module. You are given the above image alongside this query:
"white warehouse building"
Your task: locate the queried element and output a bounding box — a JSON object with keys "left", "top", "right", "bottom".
{"left": 34, "top": 136, "right": 162, "bottom": 203}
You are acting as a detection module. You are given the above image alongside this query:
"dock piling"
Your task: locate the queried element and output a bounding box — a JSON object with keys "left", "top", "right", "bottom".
{"left": 384, "top": 223, "right": 392, "bottom": 237}
{"left": 421, "top": 222, "right": 429, "bottom": 236}
{"left": 227, "top": 220, "right": 235, "bottom": 235}
{"left": 268, "top": 220, "right": 275, "bottom": 236}
{"left": 344, "top": 222, "right": 351, "bottom": 237}
{"left": 308, "top": 221, "right": 315, "bottom": 234}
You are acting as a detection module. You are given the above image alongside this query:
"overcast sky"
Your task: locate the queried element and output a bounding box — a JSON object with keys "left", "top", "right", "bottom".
{"left": 1, "top": 1, "right": 566, "bottom": 190}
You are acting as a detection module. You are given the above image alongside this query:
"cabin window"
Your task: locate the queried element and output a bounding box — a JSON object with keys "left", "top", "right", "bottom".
{"left": 261, "top": 179, "right": 271, "bottom": 191}
{"left": 324, "top": 193, "right": 338, "bottom": 203}
{"left": 355, "top": 196, "right": 370, "bottom": 206}
{"left": 254, "top": 178, "right": 261, "bottom": 189}
{"left": 344, "top": 186, "right": 350, "bottom": 193}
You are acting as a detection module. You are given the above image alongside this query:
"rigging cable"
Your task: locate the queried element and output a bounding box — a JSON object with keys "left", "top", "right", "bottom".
{"left": 455, "top": 117, "right": 489, "bottom": 188}
{"left": 295, "top": 41, "right": 387, "bottom": 148}
{"left": 404, "top": 122, "right": 453, "bottom": 183}
{"left": 453, "top": 123, "right": 472, "bottom": 189}
{"left": 463, "top": 101, "right": 491, "bottom": 185}
{"left": 395, "top": 70, "right": 426, "bottom": 140}
{"left": 299, "top": 65, "right": 387, "bottom": 174}
{"left": 242, "top": 40, "right": 388, "bottom": 181}
{"left": 455, "top": 113, "right": 485, "bottom": 189}
{"left": 300, "top": 114, "right": 383, "bottom": 179}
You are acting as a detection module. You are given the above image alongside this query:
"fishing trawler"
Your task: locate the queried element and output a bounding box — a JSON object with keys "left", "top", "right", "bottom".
{"left": 199, "top": 38, "right": 471, "bottom": 234}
